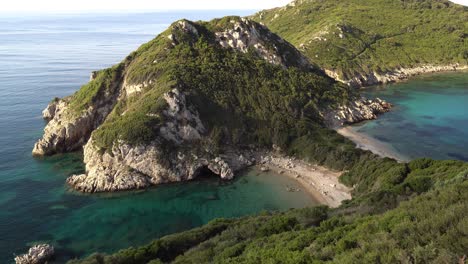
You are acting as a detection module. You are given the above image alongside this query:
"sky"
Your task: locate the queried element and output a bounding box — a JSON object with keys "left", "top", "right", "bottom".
{"left": 0, "top": 0, "right": 291, "bottom": 13}
{"left": 0, "top": 0, "right": 465, "bottom": 13}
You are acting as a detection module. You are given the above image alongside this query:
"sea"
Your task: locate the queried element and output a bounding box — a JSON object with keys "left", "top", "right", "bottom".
{"left": 0, "top": 11, "right": 467, "bottom": 263}
{"left": 0, "top": 11, "right": 318, "bottom": 263}
{"left": 351, "top": 72, "right": 468, "bottom": 161}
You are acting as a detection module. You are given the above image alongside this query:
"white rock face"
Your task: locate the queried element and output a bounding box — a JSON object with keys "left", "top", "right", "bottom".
{"left": 32, "top": 69, "right": 125, "bottom": 156}
{"left": 326, "top": 64, "right": 468, "bottom": 87}
{"left": 323, "top": 97, "right": 392, "bottom": 127}
{"left": 32, "top": 99, "right": 97, "bottom": 156}
{"left": 178, "top": 20, "right": 199, "bottom": 36}
{"left": 214, "top": 18, "right": 310, "bottom": 69}
{"left": 67, "top": 89, "right": 254, "bottom": 193}
{"left": 32, "top": 70, "right": 154, "bottom": 156}
{"left": 159, "top": 89, "right": 205, "bottom": 143}
{"left": 67, "top": 140, "right": 254, "bottom": 193}
{"left": 15, "top": 244, "right": 54, "bottom": 264}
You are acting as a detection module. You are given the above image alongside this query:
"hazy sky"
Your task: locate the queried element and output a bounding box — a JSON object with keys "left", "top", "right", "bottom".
{"left": 0, "top": 0, "right": 466, "bottom": 13}
{"left": 0, "top": 0, "right": 291, "bottom": 13}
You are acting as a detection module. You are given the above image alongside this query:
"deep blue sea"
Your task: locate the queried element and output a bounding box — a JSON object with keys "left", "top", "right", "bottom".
{"left": 0, "top": 11, "right": 319, "bottom": 263}
{"left": 0, "top": 11, "right": 467, "bottom": 264}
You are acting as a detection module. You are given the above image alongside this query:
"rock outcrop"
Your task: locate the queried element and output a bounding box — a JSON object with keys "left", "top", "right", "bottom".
{"left": 32, "top": 69, "right": 124, "bottom": 156}
{"left": 15, "top": 244, "right": 54, "bottom": 264}
{"left": 323, "top": 97, "right": 392, "bottom": 127}
{"left": 214, "top": 18, "right": 310, "bottom": 69}
{"left": 33, "top": 16, "right": 364, "bottom": 193}
{"left": 325, "top": 64, "right": 468, "bottom": 87}
{"left": 67, "top": 89, "right": 255, "bottom": 192}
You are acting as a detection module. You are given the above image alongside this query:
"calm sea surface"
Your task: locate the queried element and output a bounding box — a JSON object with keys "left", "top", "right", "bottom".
{"left": 0, "top": 11, "right": 318, "bottom": 263}
{"left": 0, "top": 11, "right": 467, "bottom": 263}
{"left": 351, "top": 72, "right": 468, "bottom": 161}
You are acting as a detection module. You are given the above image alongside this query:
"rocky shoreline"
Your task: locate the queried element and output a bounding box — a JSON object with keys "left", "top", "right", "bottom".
{"left": 325, "top": 64, "right": 468, "bottom": 87}
{"left": 31, "top": 16, "right": 456, "bottom": 198}
{"left": 322, "top": 96, "right": 392, "bottom": 128}
{"left": 32, "top": 67, "right": 124, "bottom": 156}
{"left": 34, "top": 87, "right": 390, "bottom": 194}
{"left": 15, "top": 244, "right": 54, "bottom": 264}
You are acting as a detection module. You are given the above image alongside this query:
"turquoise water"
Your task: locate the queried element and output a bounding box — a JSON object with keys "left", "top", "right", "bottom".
{"left": 351, "top": 72, "right": 468, "bottom": 161}
{"left": 0, "top": 12, "right": 317, "bottom": 263}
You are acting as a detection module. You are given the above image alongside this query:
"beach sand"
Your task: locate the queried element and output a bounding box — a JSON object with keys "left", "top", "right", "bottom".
{"left": 254, "top": 152, "right": 351, "bottom": 208}
{"left": 337, "top": 126, "right": 409, "bottom": 162}
{"left": 252, "top": 126, "right": 409, "bottom": 208}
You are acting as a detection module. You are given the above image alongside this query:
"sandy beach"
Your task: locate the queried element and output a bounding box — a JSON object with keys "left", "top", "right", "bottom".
{"left": 254, "top": 151, "right": 351, "bottom": 208}
{"left": 337, "top": 127, "right": 409, "bottom": 162}
{"left": 252, "top": 126, "right": 409, "bottom": 208}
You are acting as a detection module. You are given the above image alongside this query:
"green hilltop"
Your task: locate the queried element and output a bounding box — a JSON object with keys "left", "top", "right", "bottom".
{"left": 252, "top": 0, "right": 468, "bottom": 81}
{"left": 67, "top": 17, "right": 365, "bottom": 170}
{"left": 35, "top": 3, "right": 468, "bottom": 263}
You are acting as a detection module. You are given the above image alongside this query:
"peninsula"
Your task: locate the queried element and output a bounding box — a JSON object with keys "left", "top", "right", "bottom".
{"left": 30, "top": 0, "right": 468, "bottom": 263}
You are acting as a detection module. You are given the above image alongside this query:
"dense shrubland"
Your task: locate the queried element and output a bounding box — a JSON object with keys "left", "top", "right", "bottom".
{"left": 69, "top": 158, "right": 468, "bottom": 263}
{"left": 64, "top": 4, "right": 468, "bottom": 263}
{"left": 253, "top": 0, "right": 468, "bottom": 79}
{"left": 71, "top": 17, "right": 366, "bottom": 170}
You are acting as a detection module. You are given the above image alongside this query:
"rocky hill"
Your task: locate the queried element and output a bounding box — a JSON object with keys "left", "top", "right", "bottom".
{"left": 33, "top": 17, "right": 388, "bottom": 192}
{"left": 253, "top": 0, "right": 468, "bottom": 86}
{"left": 32, "top": 7, "right": 468, "bottom": 264}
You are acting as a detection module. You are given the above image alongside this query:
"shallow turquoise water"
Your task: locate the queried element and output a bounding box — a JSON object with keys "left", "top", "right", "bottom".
{"left": 0, "top": 11, "right": 318, "bottom": 263}
{"left": 352, "top": 72, "right": 468, "bottom": 161}
{"left": 2, "top": 11, "right": 467, "bottom": 264}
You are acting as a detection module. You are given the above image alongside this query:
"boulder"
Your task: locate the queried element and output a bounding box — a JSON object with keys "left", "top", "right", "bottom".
{"left": 15, "top": 244, "right": 54, "bottom": 264}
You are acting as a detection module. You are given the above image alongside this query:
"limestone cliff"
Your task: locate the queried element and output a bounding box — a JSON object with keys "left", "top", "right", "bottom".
{"left": 67, "top": 89, "right": 254, "bottom": 192}
{"left": 33, "top": 16, "right": 386, "bottom": 193}
{"left": 34, "top": 17, "right": 330, "bottom": 192}
{"left": 32, "top": 67, "right": 124, "bottom": 156}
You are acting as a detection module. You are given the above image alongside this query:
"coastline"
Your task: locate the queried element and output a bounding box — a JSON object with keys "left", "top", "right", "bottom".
{"left": 326, "top": 64, "right": 468, "bottom": 87}
{"left": 254, "top": 152, "right": 351, "bottom": 208}
{"left": 337, "top": 126, "right": 409, "bottom": 162}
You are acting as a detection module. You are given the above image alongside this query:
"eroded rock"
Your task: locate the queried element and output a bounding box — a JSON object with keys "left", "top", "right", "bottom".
{"left": 323, "top": 97, "right": 392, "bottom": 127}
{"left": 67, "top": 89, "right": 254, "bottom": 193}
{"left": 15, "top": 244, "right": 54, "bottom": 264}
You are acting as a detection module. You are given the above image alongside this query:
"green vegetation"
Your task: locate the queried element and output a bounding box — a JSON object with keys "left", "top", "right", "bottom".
{"left": 252, "top": 0, "right": 468, "bottom": 80}
{"left": 69, "top": 159, "right": 468, "bottom": 263}
{"left": 83, "top": 18, "right": 365, "bottom": 171}
{"left": 69, "top": 64, "right": 124, "bottom": 115}
{"left": 62, "top": 7, "right": 468, "bottom": 263}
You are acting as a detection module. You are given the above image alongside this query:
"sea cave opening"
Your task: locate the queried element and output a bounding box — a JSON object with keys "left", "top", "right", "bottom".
{"left": 195, "top": 166, "right": 221, "bottom": 180}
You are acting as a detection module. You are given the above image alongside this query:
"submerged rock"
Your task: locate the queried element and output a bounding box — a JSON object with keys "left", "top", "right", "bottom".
{"left": 15, "top": 244, "right": 54, "bottom": 264}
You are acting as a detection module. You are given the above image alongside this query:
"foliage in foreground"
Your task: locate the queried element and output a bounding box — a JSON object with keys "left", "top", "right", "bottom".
{"left": 69, "top": 159, "right": 468, "bottom": 263}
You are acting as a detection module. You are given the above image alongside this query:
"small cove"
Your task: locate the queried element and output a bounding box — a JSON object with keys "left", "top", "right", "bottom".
{"left": 348, "top": 71, "right": 468, "bottom": 161}
{"left": 0, "top": 11, "right": 317, "bottom": 262}
{"left": 1, "top": 11, "right": 467, "bottom": 263}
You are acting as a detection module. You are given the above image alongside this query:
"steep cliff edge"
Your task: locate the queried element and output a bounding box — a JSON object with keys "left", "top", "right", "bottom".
{"left": 34, "top": 17, "right": 387, "bottom": 193}
{"left": 32, "top": 65, "right": 125, "bottom": 156}
{"left": 253, "top": 0, "right": 468, "bottom": 86}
